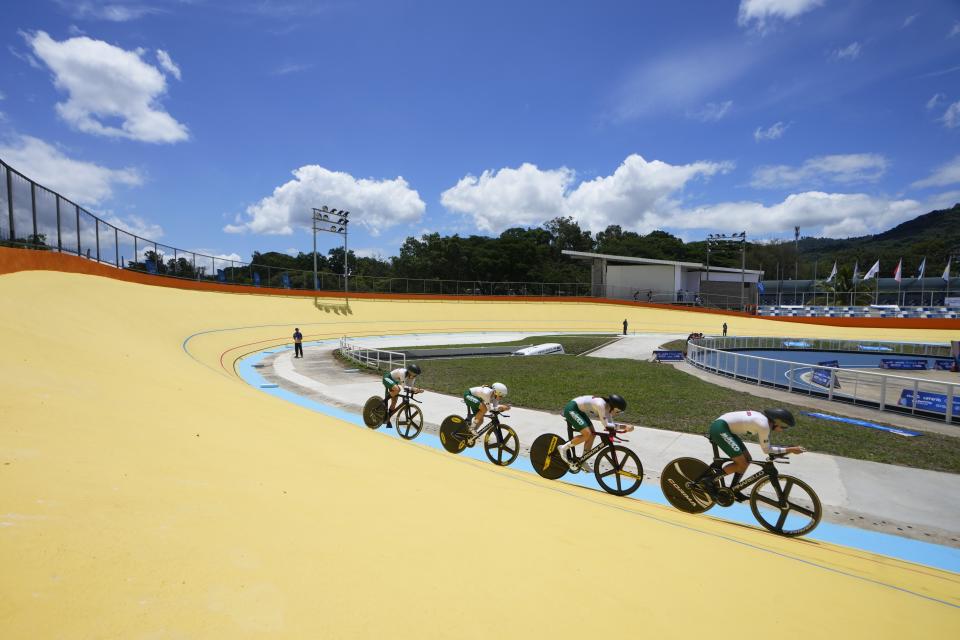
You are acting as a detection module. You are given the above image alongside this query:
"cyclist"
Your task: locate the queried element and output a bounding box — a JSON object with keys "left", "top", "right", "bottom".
{"left": 463, "top": 383, "right": 511, "bottom": 436}
{"left": 703, "top": 408, "right": 806, "bottom": 500}
{"left": 556, "top": 394, "right": 631, "bottom": 471}
{"left": 382, "top": 363, "right": 423, "bottom": 427}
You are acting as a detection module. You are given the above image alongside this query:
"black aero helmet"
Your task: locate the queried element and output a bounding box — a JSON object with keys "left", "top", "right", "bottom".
{"left": 606, "top": 394, "right": 627, "bottom": 411}
{"left": 763, "top": 408, "right": 795, "bottom": 428}
{"left": 406, "top": 363, "right": 422, "bottom": 376}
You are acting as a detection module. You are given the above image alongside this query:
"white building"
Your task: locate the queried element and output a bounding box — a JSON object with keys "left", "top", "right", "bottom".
{"left": 562, "top": 250, "right": 763, "bottom": 309}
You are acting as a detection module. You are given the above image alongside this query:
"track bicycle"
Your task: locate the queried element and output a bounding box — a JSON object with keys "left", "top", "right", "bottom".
{"left": 659, "top": 436, "right": 822, "bottom": 537}
{"left": 530, "top": 425, "right": 643, "bottom": 496}
{"left": 438, "top": 409, "right": 520, "bottom": 466}
{"left": 362, "top": 387, "right": 424, "bottom": 440}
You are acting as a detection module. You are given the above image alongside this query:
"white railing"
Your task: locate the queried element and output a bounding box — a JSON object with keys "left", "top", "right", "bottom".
{"left": 339, "top": 337, "right": 406, "bottom": 371}
{"left": 700, "top": 335, "right": 950, "bottom": 358}
{"left": 686, "top": 339, "right": 958, "bottom": 424}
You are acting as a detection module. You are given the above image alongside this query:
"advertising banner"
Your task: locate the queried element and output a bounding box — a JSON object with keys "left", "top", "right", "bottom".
{"left": 811, "top": 360, "right": 841, "bottom": 388}
{"left": 898, "top": 389, "right": 960, "bottom": 414}
{"left": 653, "top": 350, "right": 685, "bottom": 361}
{"left": 880, "top": 359, "right": 928, "bottom": 370}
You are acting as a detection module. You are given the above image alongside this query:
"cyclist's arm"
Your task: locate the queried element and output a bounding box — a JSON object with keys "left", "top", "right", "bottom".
{"left": 756, "top": 422, "right": 787, "bottom": 455}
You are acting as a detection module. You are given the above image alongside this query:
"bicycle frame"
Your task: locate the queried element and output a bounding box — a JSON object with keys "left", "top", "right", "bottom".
{"left": 701, "top": 440, "right": 785, "bottom": 494}
{"left": 565, "top": 425, "right": 626, "bottom": 464}
{"left": 382, "top": 388, "right": 421, "bottom": 419}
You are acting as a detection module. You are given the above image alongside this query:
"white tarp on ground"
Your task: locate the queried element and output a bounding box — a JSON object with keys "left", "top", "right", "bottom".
{"left": 512, "top": 343, "right": 565, "bottom": 356}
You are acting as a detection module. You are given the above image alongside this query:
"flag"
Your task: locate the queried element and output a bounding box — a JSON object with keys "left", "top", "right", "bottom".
{"left": 863, "top": 260, "right": 879, "bottom": 280}
{"left": 826, "top": 261, "right": 837, "bottom": 283}
{"left": 916, "top": 257, "right": 926, "bottom": 279}
{"left": 893, "top": 258, "right": 902, "bottom": 283}
{"left": 852, "top": 261, "right": 859, "bottom": 281}
{"left": 757, "top": 281, "right": 765, "bottom": 294}
{"left": 945, "top": 258, "right": 953, "bottom": 282}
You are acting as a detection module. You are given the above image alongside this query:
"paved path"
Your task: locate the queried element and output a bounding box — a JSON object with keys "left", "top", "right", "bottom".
{"left": 263, "top": 334, "right": 960, "bottom": 547}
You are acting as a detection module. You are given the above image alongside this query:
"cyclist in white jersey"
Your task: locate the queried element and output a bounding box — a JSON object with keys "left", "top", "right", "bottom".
{"left": 706, "top": 408, "right": 805, "bottom": 500}
{"left": 556, "top": 394, "right": 632, "bottom": 471}
{"left": 381, "top": 364, "right": 423, "bottom": 427}
{"left": 462, "top": 383, "right": 511, "bottom": 435}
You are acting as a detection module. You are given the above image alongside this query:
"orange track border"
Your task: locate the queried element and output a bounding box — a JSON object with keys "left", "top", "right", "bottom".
{"left": 3, "top": 246, "right": 958, "bottom": 329}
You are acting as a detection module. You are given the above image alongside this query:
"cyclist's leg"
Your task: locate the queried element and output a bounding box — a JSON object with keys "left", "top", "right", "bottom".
{"left": 706, "top": 419, "right": 748, "bottom": 485}
{"left": 462, "top": 390, "right": 484, "bottom": 432}
{"left": 558, "top": 401, "right": 591, "bottom": 463}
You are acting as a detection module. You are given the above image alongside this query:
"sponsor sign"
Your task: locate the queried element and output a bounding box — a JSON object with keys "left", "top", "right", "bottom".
{"left": 858, "top": 345, "right": 893, "bottom": 352}
{"left": 898, "top": 390, "right": 960, "bottom": 415}
{"left": 934, "top": 359, "right": 955, "bottom": 371}
{"left": 654, "top": 350, "right": 685, "bottom": 362}
{"left": 783, "top": 340, "right": 812, "bottom": 348}
{"left": 811, "top": 360, "right": 841, "bottom": 389}
{"left": 945, "top": 297, "right": 960, "bottom": 306}
{"left": 880, "top": 359, "right": 928, "bottom": 370}
{"left": 802, "top": 412, "right": 922, "bottom": 437}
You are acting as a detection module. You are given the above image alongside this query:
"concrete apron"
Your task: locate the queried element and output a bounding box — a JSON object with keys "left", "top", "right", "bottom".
{"left": 257, "top": 335, "right": 960, "bottom": 549}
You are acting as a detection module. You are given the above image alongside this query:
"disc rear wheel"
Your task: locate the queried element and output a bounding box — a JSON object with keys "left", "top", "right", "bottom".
{"left": 659, "top": 457, "right": 714, "bottom": 514}
{"left": 363, "top": 396, "right": 387, "bottom": 428}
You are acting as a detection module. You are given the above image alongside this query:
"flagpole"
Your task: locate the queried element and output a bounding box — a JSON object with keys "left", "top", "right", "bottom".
{"left": 920, "top": 256, "right": 925, "bottom": 307}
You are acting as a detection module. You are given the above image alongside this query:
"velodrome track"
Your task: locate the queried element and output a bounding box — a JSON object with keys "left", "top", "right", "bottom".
{"left": 1, "top": 251, "right": 958, "bottom": 638}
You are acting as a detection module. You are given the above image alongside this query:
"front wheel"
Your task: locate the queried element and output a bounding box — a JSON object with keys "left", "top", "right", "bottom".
{"left": 484, "top": 425, "right": 520, "bottom": 466}
{"left": 530, "top": 433, "right": 568, "bottom": 480}
{"left": 594, "top": 445, "right": 643, "bottom": 496}
{"left": 749, "top": 475, "right": 822, "bottom": 537}
{"left": 659, "top": 457, "right": 714, "bottom": 514}
{"left": 395, "top": 404, "right": 423, "bottom": 440}
{"left": 363, "top": 396, "right": 387, "bottom": 428}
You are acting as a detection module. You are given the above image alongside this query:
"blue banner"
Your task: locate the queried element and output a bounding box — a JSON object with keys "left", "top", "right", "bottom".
{"left": 934, "top": 359, "right": 955, "bottom": 371}
{"left": 654, "top": 350, "right": 684, "bottom": 361}
{"left": 216, "top": 268, "right": 226, "bottom": 282}
{"left": 253, "top": 272, "right": 261, "bottom": 286}
{"left": 898, "top": 390, "right": 960, "bottom": 414}
{"left": 858, "top": 345, "right": 893, "bottom": 352}
{"left": 145, "top": 259, "right": 157, "bottom": 275}
{"left": 802, "top": 412, "right": 923, "bottom": 437}
{"left": 783, "top": 340, "right": 812, "bottom": 348}
{"left": 811, "top": 360, "right": 841, "bottom": 389}
{"left": 281, "top": 273, "right": 291, "bottom": 289}
{"left": 880, "top": 359, "right": 927, "bottom": 370}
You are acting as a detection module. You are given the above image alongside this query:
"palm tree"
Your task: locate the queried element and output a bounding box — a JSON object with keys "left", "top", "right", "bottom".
{"left": 813, "top": 266, "right": 876, "bottom": 305}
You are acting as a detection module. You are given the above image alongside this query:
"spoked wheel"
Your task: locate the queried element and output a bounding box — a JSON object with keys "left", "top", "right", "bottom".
{"left": 749, "top": 475, "right": 822, "bottom": 537}
{"left": 530, "top": 433, "right": 568, "bottom": 480}
{"left": 659, "top": 457, "right": 715, "bottom": 514}
{"left": 594, "top": 446, "right": 643, "bottom": 496}
{"left": 363, "top": 396, "right": 387, "bottom": 429}
{"left": 484, "top": 425, "right": 520, "bottom": 466}
{"left": 394, "top": 404, "right": 423, "bottom": 440}
{"left": 439, "top": 415, "right": 469, "bottom": 453}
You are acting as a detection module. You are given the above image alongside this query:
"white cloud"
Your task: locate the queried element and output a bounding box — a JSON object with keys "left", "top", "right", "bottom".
{"left": 751, "top": 153, "right": 888, "bottom": 188}
{"left": 672, "top": 192, "right": 926, "bottom": 239}
{"left": 926, "top": 93, "right": 945, "bottom": 110}
{"left": 754, "top": 121, "right": 789, "bottom": 141}
{"left": 943, "top": 100, "right": 960, "bottom": 128}
{"left": 54, "top": 1, "right": 162, "bottom": 22}
{"left": 950, "top": 22, "right": 960, "bottom": 38}
{"left": 155, "top": 49, "right": 181, "bottom": 80}
{"left": 26, "top": 31, "right": 188, "bottom": 143}
{"left": 903, "top": 14, "right": 918, "bottom": 28}
{"left": 101, "top": 213, "right": 164, "bottom": 239}
{"left": 440, "top": 155, "right": 733, "bottom": 234}
{"left": 0, "top": 90, "right": 5, "bottom": 100}
{"left": 832, "top": 42, "right": 862, "bottom": 61}
{"left": 273, "top": 63, "right": 313, "bottom": 76}
{"left": 354, "top": 248, "right": 386, "bottom": 259}
{"left": 912, "top": 156, "right": 960, "bottom": 189}
{"left": 611, "top": 42, "right": 754, "bottom": 121}
{"left": 225, "top": 165, "right": 426, "bottom": 236}
{"left": 0, "top": 135, "right": 142, "bottom": 205}
{"left": 687, "top": 100, "right": 733, "bottom": 122}
{"left": 737, "top": 0, "right": 825, "bottom": 33}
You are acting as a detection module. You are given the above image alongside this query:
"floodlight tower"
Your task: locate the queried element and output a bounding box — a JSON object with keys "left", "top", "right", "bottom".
{"left": 706, "top": 231, "right": 747, "bottom": 310}
{"left": 312, "top": 206, "right": 351, "bottom": 294}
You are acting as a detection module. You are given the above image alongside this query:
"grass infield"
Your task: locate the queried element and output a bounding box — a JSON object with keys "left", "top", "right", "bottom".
{"left": 343, "top": 345, "right": 960, "bottom": 474}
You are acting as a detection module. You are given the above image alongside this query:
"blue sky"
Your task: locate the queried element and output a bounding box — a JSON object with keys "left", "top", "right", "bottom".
{"left": 1, "top": 0, "right": 959, "bottom": 264}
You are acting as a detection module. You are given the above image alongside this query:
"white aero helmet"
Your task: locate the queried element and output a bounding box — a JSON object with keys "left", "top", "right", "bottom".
{"left": 491, "top": 382, "right": 508, "bottom": 398}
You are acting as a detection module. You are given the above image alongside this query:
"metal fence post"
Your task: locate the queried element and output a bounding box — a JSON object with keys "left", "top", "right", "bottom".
{"left": 947, "top": 385, "right": 955, "bottom": 424}
{"left": 5, "top": 166, "right": 13, "bottom": 241}
{"left": 30, "top": 181, "right": 37, "bottom": 243}
{"left": 879, "top": 376, "right": 886, "bottom": 411}
{"left": 95, "top": 218, "right": 100, "bottom": 262}
{"left": 75, "top": 204, "right": 80, "bottom": 256}
{"left": 55, "top": 195, "right": 62, "bottom": 252}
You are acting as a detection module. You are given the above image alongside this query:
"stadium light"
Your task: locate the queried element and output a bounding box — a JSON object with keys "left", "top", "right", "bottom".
{"left": 312, "top": 206, "right": 352, "bottom": 294}
{"left": 703, "top": 231, "right": 748, "bottom": 310}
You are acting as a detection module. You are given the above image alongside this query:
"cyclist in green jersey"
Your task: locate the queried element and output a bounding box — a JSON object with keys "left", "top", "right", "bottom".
{"left": 704, "top": 408, "right": 806, "bottom": 500}
{"left": 462, "top": 382, "right": 510, "bottom": 435}
{"left": 557, "top": 393, "right": 631, "bottom": 472}
{"left": 381, "top": 363, "right": 423, "bottom": 427}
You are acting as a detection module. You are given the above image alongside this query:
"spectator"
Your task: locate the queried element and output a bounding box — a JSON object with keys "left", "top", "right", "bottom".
{"left": 633, "top": 290, "right": 639, "bottom": 301}
{"left": 722, "top": 322, "right": 728, "bottom": 337}
{"left": 293, "top": 327, "right": 304, "bottom": 358}
{"left": 646, "top": 290, "right": 653, "bottom": 302}
{"left": 623, "top": 319, "right": 628, "bottom": 335}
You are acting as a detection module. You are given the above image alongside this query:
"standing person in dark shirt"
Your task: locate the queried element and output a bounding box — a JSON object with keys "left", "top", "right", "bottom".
{"left": 622, "top": 319, "right": 628, "bottom": 335}
{"left": 293, "top": 328, "right": 304, "bottom": 358}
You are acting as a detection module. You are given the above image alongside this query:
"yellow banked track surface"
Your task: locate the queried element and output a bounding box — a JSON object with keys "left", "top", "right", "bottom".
{"left": 1, "top": 266, "right": 958, "bottom": 638}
